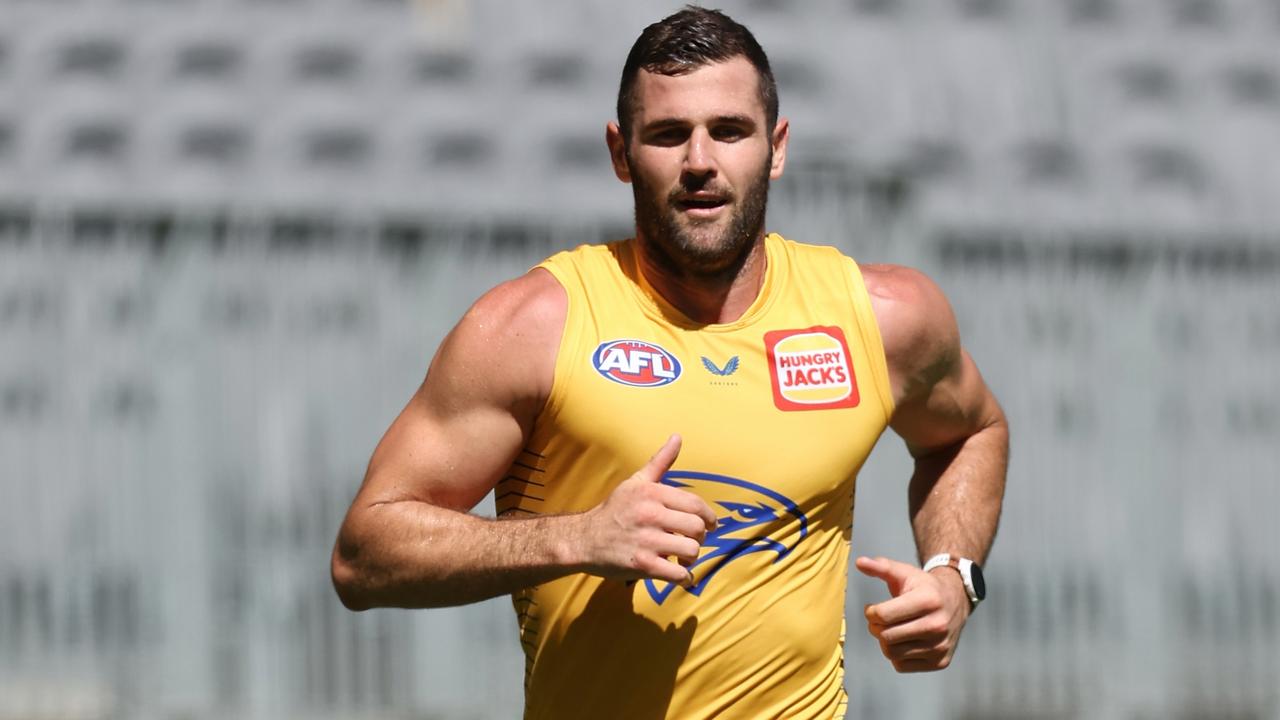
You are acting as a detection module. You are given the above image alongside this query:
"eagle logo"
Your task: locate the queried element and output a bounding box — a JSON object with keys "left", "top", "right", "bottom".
{"left": 643, "top": 470, "right": 809, "bottom": 604}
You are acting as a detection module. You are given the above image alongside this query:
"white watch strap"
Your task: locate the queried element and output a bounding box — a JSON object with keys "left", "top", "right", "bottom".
{"left": 922, "top": 553, "right": 952, "bottom": 573}
{"left": 922, "top": 553, "right": 980, "bottom": 607}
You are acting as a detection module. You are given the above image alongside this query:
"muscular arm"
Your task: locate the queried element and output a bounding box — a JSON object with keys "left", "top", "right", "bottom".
{"left": 331, "top": 269, "right": 715, "bottom": 610}
{"left": 856, "top": 264, "right": 1008, "bottom": 672}
{"left": 331, "top": 269, "right": 568, "bottom": 609}
{"left": 868, "top": 265, "right": 1008, "bottom": 565}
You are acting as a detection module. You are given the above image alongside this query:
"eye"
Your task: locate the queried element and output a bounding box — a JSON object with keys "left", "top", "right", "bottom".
{"left": 646, "top": 127, "right": 690, "bottom": 147}
{"left": 711, "top": 125, "right": 747, "bottom": 142}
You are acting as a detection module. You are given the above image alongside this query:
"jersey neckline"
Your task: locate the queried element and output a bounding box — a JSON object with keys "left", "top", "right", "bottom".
{"left": 621, "top": 232, "right": 786, "bottom": 333}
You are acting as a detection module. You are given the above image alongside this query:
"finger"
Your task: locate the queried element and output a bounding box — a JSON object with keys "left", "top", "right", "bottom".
{"left": 658, "top": 486, "right": 718, "bottom": 531}
{"left": 650, "top": 532, "right": 702, "bottom": 566}
{"left": 855, "top": 556, "right": 918, "bottom": 597}
{"left": 634, "top": 552, "right": 694, "bottom": 585}
{"left": 656, "top": 508, "right": 709, "bottom": 543}
{"left": 641, "top": 434, "right": 682, "bottom": 482}
{"left": 875, "top": 613, "right": 950, "bottom": 646}
{"left": 879, "top": 637, "right": 947, "bottom": 662}
{"left": 864, "top": 588, "right": 938, "bottom": 626}
{"left": 892, "top": 657, "right": 950, "bottom": 673}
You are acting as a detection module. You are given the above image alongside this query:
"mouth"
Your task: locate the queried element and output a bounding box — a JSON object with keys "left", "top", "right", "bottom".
{"left": 674, "top": 194, "right": 730, "bottom": 219}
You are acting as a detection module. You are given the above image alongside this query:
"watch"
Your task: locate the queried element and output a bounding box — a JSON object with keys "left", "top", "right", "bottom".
{"left": 922, "top": 553, "right": 986, "bottom": 609}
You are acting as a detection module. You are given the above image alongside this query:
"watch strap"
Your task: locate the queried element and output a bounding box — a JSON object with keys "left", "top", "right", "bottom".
{"left": 922, "top": 553, "right": 982, "bottom": 608}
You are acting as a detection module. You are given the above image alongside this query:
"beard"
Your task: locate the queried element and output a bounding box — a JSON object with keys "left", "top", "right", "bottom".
{"left": 630, "top": 152, "right": 771, "bottom": 281}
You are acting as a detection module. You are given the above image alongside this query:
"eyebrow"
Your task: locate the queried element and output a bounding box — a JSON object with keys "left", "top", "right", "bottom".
{"left": 640, "top": 114, "right": 758, "bottom": 133}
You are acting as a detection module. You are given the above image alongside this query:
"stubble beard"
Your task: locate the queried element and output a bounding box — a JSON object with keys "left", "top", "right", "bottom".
{"left": 631, "top": 153, "right": 771, "bottom": 283}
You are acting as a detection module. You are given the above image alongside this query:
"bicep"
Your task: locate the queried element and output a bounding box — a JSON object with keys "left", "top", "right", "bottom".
{"left": 349, "top": 271, "right": 563, "bottom": 513}
{"left": 889, "top": 347, "right": 1002, "bottom": 457}
{"left": 358, "top": 375, "right": 527, "bottom": 513}
{"left": 866, "top": 264, "right": 1002, "bottom": 456}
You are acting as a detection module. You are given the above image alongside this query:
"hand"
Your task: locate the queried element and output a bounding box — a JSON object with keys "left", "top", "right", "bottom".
{"left": 577, "top": 435, "right": 718, "bottom": 586}
{"left": 855, "top": 555, "right": 971, "bottom": 673}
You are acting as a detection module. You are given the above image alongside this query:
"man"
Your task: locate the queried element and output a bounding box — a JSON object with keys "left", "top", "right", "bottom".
{"left": 332, "top": 6, "right": 1007, "bottom": 719}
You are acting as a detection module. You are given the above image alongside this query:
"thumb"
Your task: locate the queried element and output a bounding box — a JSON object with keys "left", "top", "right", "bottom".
{"left": 855, "top": 556, "right": 917, "bottom": 597}
{"left": 640, "top": 434, "right": 682, "bottom": 482}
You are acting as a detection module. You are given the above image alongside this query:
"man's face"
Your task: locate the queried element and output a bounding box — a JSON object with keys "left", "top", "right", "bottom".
{"left": 608, "top": 57, "right": 788, "bottom": 277}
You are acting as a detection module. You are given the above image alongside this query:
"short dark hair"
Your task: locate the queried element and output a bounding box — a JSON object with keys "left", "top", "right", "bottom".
{"left": 616, "top": 6, "right": 778, "bottom": 141}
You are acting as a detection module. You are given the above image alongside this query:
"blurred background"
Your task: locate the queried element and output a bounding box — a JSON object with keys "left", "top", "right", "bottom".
{"left": 1, "top": 0, "right": 1278, "bottom": 718}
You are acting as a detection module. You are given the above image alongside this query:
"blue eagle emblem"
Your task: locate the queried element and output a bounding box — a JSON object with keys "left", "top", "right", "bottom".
{"left": 643, "top": 470, "right": 809, "bottom": 604}
{"left": 701, "top": 356, "right": 739, "bottom": 376}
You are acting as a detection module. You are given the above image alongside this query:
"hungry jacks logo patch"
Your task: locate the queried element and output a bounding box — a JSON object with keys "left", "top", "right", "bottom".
{"left": 764, "top": 326, "right": 860, "bottom": 411}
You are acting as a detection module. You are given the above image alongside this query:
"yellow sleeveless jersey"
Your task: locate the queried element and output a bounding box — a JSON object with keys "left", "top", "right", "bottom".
{"left": 496, "top": 233, "right": 895, "bottom": 720}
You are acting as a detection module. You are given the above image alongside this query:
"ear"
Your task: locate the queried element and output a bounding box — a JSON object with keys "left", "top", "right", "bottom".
{"left": 769, "top": 117, "right": 790, "bottom": 180}
{"left": 605, "top": 121, "right": 631, "bottom": 183}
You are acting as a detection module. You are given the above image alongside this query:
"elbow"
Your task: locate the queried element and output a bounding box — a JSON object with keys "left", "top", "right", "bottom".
{"left": 984, "top": 392, "right": 1009, "bottom": 434}
{"left": 984, "top": 402, "right": 1010, "bottom": 455}
{"left": 330, "top": 541, "right": 374, "bottom": 612}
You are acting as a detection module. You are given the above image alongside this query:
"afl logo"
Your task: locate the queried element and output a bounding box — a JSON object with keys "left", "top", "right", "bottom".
{"left": 592, "top": 339, "right": 682, "bottom": 388}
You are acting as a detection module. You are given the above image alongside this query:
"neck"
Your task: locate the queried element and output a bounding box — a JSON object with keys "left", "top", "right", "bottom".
{"left": 634, "top": 234, "right": 769, "bottom": 325}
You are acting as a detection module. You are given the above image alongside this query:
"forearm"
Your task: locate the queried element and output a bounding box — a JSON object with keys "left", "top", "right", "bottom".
{"left": 332, "top": 501, "right": 586, "bottom": 610}
{"left": 907, "top": 414, "right": 1008, "bottom": 565}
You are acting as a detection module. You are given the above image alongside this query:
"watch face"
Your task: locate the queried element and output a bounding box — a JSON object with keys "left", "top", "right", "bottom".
{"left": 970, "top": 563, "right": 986, "bottom": 600}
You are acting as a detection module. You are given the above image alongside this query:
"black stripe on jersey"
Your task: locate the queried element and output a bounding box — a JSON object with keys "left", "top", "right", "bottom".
{"left": 501, "top": 474, "right": 546, "bottom": 488}
{"left": 496, "top": 490, "right": 545, "bottom": 503}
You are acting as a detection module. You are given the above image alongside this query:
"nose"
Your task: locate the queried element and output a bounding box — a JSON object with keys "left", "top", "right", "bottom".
{"left": 682, "top": 127, "right": 716, "bottom": 180}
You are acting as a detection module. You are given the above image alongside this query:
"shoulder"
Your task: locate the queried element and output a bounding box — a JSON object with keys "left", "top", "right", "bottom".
{"left": 858, "top": 263, "right": 960, "bottom": 403}
{"left": 859, "top": 264, "right": 956, "bottom": 331}
{"left": 427, "top": 268, "right": 567, "bottom": 418}
{"left": 457, "top": 267, "right": 567, "bottom": 342}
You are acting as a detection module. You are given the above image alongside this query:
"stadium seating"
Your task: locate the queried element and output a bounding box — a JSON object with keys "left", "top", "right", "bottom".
{"left": 1, "top": 0, "right": 1277, "bottom": 718}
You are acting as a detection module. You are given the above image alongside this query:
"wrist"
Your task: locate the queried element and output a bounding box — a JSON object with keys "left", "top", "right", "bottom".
{"left": 554, "top": 510, "right": 613, "bottom": 576}
{"left": 548, "top": 512, "right": 588, "bottom": 572}
{"left": 922, "top": 553, "right": 985, "bottom": 609}
{"left": 928, "top": 566, "right": 970, "bottom": 609}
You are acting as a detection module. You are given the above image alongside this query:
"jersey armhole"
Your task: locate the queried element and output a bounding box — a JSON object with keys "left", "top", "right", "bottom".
{"left": 531, "top": 261, "right": 583, "bottom": 428}
{"left": 843, "top": 257, "right": 896, "bottom": 423}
